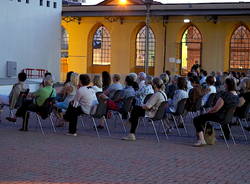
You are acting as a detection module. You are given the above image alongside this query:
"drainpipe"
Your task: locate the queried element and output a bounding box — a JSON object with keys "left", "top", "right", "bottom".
{"left": 163, "top": 16, "right": 168, "bottom": 73}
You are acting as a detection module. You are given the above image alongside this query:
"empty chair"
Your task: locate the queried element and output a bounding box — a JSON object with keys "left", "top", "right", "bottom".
{"left": 167, "top": 98, "right": 188, "bottom": 136}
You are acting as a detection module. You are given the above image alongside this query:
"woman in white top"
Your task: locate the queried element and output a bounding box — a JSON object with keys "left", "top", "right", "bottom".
{"left": 63, "top": 74, "right": 97, "bottom": 136}
{"left": 202, "top": 76, "right": 217, "bottom": 106}
{"left": 122, "top": 77, "right": 167, "bottom": 141}
{"left": 166, "top": 77, "right": 188, "bottom": 113}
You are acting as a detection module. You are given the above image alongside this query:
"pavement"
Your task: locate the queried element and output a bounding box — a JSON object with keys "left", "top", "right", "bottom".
{"left": 0, "top": 107, "right": 250, "bottom": 184}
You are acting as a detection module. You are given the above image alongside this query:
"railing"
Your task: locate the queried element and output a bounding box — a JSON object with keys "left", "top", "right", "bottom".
{"left": 22, "top": 68, "right": 48, "bottom": 79}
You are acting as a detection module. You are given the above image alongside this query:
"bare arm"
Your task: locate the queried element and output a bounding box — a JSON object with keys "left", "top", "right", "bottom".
{"left": 207, "top": 97, "right": 224, "bottom": 113}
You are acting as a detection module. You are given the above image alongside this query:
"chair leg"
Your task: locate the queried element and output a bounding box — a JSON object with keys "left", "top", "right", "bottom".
{"left": 180, "top": 115, "right": 188, "bottom": 135}
{"left": 238, "top": 118, "right": 248, "bottom": 142}
{"left": 80, "top": 116, "right": 85, "bottom": 128}
{"left": 103, "top": 116, "right": 111, "bottom": 136}
{"left": 243, "top": 118, "right": 249, "bottom": 127}
{"left": 161, "top": 119, "right": 168, "bottom": 139}
{"left": 92, "top": 117, "right": 100, "bottom": 138}
{"left": 118, "top": 113, "right": 127, "bottom": 134}
{"left": 172, "top": 115, "right": 181, "bottom": 136}
{"left": 227, "top": 124, "right": 236, "bottom": 145}
{"left": 219, "top": 124, "right": 229, "bottom": 149}
{"left": 36, "top": 114, "right": 45, "bottom": 136}
{"left": 149, "top": 120, "right": 160, "bottom": 143}
{"left": 49, "top": 114, "right": 56, "bottom": 133}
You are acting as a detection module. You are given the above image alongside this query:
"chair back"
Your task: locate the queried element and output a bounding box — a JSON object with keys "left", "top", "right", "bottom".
{"left": 175, "top": 98, "right": 188, "bottom": 115}
{"left": 143, "top": 93, "right": 153, "bottom": 104}
{"left": 152, "top": 101, "right": 168, "bottom": 120}
{"left": 95, "top": 92, "right": 103, "bottom": 102}
{"left": 111, "top": 90, "right": 122, "bottom": 101}
{"left": 93, "top": 98, "right": 107, "bottom": 118}
{"left": 236, "top": 102, "right": 250, "bottom": 119}
{"left": 195, "top": 97, "right": 203, "bottom": 111}
{"left": 223, "top": 107, "right": 236, "bottom": 124}
{"left": 14, "top": 89, "right": 30, "bottom": 109}
{"left": 204, "top": 93, "right": 216, "bottom": 108}
{"left": 122, "top": 96, "right": 134, "bottom": 113}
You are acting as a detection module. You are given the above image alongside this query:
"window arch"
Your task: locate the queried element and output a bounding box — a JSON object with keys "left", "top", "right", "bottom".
{"left": 92, "top": 26, "right": 111, "bottom": 65}
{"left": 230, "top": 25, "right": 250, "bottom": 70}
{"left": 61, "top": 26, "right": 69, "bottom": 58}
{"left": 180, "top": 25, "right": 202, "bottom": 75}
{"left": 136, "top": 26, "right": 155, "bottom": 67}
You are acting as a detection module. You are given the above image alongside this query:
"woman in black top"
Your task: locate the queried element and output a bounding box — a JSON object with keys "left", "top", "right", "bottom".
{"left": 193, "top": 78, "right": 239, "bottom": 146}
{"left": 102, "top": 71, "right": 111, "bottom": 91}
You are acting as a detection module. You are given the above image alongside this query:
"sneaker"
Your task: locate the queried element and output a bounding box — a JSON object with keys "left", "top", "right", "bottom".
{"left": 66, "top": 133, "right": 77, "bottom": 137}
{"left": 122, "top": 133, "right": 136, "bottom": 141}
{"left": 19, "top": 128, "right": 28, "bottom": 132}
{"left": 193, "top": 140, "right": 207, "bottom": 147}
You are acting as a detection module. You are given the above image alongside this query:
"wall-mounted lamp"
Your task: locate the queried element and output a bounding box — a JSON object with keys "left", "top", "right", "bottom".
{"left": 184, "top": 19, "right": 191, "bottom": 23}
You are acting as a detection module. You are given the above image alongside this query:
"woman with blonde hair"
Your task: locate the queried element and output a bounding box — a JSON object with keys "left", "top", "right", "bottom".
{"left": 56, "top": 73, "right": 79, "bottom": 110}
{"left": 92, "top": 75, "right": 103, "bottom": 93}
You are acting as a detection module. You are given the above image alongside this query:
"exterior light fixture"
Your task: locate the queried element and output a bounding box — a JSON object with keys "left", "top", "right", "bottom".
{"left": 184, "top": 19, "right": 191, "bottom": 23}
{"left": 119, "top": 0, "right": 127, "bottom": 5}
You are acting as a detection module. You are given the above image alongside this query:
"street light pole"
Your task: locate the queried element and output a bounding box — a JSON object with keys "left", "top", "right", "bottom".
{"left": 144, "top": 0, "right": 153, "bottom": 74}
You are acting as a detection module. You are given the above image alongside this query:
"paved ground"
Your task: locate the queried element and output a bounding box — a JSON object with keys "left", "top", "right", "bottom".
{"left": 0, "top": 108, "right": 250, "bottom": 184}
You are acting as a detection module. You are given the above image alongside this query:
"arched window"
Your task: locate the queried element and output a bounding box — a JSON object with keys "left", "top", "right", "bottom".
{"left": 230, "top": 25, "right": 250, "bottom": 70}
{"left": 136, "top": 26, "right": 155, "bottom": 67}
{"left": 61, "top": 27, "right": 69, "bottom": 58}
{"left": 180, "top": 25, "right": 202, "bottom": 75}
{"left": 92, "top": 26, "right": 111, "bottom": 65}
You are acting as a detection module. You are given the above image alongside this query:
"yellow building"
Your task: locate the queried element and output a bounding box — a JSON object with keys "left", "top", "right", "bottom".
{"left": 61, "top": 0, "right": 250, "bottom": 80}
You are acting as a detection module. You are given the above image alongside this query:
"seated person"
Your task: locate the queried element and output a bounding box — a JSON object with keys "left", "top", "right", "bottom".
{"left": 0, "top": 72, "right": 28, "bottom": 115}
{"left": 56, "top": 71, "right": 74, "bottom": 101}
{"left": 186, "top": 76, "right": 205, "bottom": 112}
{"left": 234, "top": 79, "right": 250, "bottom": 131}
{"left": 91, "top": 75, "right": 103, "bottom": 93}
{"left": 9, "top": 75, "right": 56, "bottom": 131}
{"left": 97, "top": 76, "right": 136, "bottom": 129}
{"left": 202, "top": 76, "right": 216, "bottom": 106}
{"left": 102, "top": 75, "right": 135, "bottom": 111}
{"left": 63, "top": 74, "right": 97, "bottom": 136}
{"left": 165, "top": 75, "right": 178, "bottom": 99}
{"left": 128, "top": 73, "right": 139, "bottom": 91}
{"left": 104, "top": 74, "right": 123, "bottom": 98}
{"left": 40, "top": 72, "right": 52, "bottom": 88}
{"left": 166, "top": 77, "right": 188, "bottom": 113}
{"left": 55, "top": 72, "right": 78, "bottom": 111}
{"left": 122, "top": 77, "right": 167, "bottom": 141}
{"left": 138, "top": 72, "right": 147, "bottom": 89}
{"left": 193, "top": 78, "right": 239, "bottom": 146}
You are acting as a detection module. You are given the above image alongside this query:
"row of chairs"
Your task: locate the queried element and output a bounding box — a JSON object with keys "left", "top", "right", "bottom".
{"left": 6, "top": 90, "right": 249, "bottom": 149}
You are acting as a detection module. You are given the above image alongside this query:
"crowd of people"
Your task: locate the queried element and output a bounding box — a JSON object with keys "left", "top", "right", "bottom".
{"left": 1, "top": 64, "right": 250, "bottom": 147}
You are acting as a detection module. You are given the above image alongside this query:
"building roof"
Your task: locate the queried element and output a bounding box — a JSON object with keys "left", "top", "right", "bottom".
{"left": 62, "top": 2, "right": 250, "bottom": 17}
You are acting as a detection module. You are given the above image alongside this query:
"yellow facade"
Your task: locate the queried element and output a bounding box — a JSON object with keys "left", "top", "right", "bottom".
{"left": 61, "top": 15, "right": 250, "bottom": 79}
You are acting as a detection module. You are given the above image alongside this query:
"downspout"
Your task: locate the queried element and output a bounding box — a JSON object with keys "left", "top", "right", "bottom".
{"left": 163, "top": 16, "right": 168, "bottom": 73}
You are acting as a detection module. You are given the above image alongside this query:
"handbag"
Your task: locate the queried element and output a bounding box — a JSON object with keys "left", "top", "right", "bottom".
{"left": 204, "top": 123, "right": 216, "bottom": 145}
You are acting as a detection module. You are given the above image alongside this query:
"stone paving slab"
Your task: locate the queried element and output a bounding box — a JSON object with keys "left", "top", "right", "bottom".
{"left": 0, "top": 109, "right": 250, "bottom": 184}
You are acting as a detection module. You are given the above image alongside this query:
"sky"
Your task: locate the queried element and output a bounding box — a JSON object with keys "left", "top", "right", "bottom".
{"left": 84, "top": 0, "right": 250, "bottom": 5}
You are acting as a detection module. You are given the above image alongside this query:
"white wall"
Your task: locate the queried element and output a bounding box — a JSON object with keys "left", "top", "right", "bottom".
{"left": 0, "top": 0, "right": 62, "bottom": 81}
